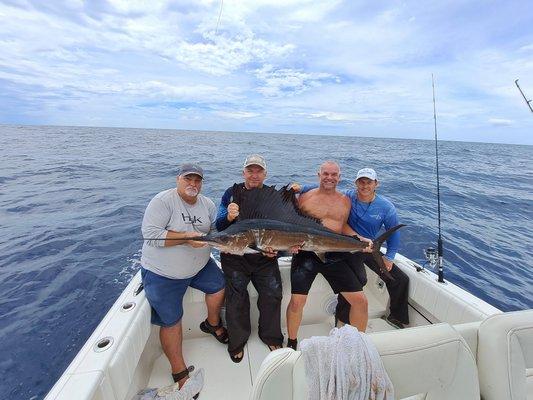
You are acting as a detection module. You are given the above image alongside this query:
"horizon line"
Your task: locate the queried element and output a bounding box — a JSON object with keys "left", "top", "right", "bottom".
{"left": 1, "top": 122, "right": 530, "bottom": 147}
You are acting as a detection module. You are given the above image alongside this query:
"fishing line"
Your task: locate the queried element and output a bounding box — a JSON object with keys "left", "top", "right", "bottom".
{"left": 215, "top": 0, "right": 224, "bottom": 35}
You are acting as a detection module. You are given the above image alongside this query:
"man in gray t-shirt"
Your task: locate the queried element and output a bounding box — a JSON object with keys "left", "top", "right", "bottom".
{"left": 140, "top": 163, "right": 226, "bottom": 394}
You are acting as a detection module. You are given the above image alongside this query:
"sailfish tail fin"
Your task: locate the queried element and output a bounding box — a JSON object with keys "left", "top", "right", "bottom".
{"left": 370, "top": 224, "right": 406, "bottom": 280}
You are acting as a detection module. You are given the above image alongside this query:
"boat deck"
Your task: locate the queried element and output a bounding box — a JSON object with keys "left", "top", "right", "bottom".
{"left": 148, "top": 319, "right": 397, "bottom": 399}
{"left": 146, "top": 281, "right": 400, "bottom": 400}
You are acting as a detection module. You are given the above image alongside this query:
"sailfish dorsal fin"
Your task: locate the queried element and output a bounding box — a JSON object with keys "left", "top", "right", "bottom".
{"left": 233, "top": 184, "right": 325, "bottom": 229}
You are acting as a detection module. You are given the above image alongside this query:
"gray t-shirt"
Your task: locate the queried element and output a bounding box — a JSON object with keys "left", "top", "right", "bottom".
{"left": 141, "top": 188, "right": 217, "bottom": 279}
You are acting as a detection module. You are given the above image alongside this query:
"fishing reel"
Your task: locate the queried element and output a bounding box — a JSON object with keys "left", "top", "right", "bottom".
{"left": 423, "top": 247, "right": 439, "bottom": 270}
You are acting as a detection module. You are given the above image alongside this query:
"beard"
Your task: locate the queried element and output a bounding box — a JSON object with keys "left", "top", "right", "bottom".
{"left": 184, "top": 187, "right": 199, "bottom": 196}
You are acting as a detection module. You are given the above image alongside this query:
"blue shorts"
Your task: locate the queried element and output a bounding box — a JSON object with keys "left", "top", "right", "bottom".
{"left": 141, "top": 258, "right": 225, "bottom": 327}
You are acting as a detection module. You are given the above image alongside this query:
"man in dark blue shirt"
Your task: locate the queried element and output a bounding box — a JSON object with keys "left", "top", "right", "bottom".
{"left": 216, "top": 154, "right": 284, "bottom": 362}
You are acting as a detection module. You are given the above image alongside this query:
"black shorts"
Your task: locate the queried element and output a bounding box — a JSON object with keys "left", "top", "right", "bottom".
{"left": 290, "top": 251, "right": 364, "bottom": 295}
{"left": 337, "top": 252, "right": 368, "bottom": 287}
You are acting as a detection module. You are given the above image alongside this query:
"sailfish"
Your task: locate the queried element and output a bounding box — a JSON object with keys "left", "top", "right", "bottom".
{"left": 190, "top": 184, "right": 404, "bottom": 277}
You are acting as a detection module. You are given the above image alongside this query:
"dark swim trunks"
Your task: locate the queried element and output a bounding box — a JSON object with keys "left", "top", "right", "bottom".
{"left": 290, "top": 251, "right": 364, "bottom": 295}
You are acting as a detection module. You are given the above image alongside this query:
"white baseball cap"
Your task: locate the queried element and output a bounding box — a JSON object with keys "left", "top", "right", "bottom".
{"left": 356, "top": 168, "right": 377, "bottom": 181}
{"left": 243, "top": 154, "right": 267, "bottom": 170}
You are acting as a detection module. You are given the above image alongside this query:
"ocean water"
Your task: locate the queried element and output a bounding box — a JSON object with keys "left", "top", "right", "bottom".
{"left": 0, "top": 125, "right": 531, "bottom": 399}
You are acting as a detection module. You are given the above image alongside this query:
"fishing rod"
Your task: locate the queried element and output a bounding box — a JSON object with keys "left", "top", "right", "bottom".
{"left": 515, "top": 79, "right": 533, "bottom": 113}
{"left": 424, "top": 74, "right": 445, "bottom": 283}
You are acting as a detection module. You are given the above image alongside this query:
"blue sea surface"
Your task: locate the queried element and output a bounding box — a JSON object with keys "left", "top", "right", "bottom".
{"left": 0, "top": 125, "right": 532, "bottom": 399}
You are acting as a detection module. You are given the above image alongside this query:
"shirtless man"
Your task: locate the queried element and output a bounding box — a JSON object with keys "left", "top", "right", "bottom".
{"left": 286, "top": 161, "right": 368, "bottom": 350}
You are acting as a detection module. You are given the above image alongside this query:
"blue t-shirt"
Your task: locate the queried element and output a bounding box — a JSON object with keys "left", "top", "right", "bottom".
{"left": 301, "top": 185, "right": 400, "bottom": 260}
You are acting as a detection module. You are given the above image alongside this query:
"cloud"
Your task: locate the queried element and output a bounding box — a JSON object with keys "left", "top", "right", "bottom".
{"left": 286, "top": 0, "right": 343, "bottom": 23}
{"left": 255, "top": 65, "right": 338, "bottom": 97}
{"left": 171, "top": 32, "right": 295, "bottom": 76}
{"left": 488, "top": 118, "right": 513, "bottom": 126}
{"left": 518, "top": 44, "right": 533, "bottom": 52}
{"left": 214, "top": 110, "right": 260, "bottom": 119}
{"left": 124, "top": 81, "right": 241, "bottom": 102}
{"left": 296, "top": 110, "right": 393, "bottom": 123}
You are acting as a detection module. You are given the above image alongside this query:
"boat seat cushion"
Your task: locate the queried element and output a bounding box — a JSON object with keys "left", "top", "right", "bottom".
{"left": 453, "top": 321, "right": 482, "bottom": 355}
{"left": 250, "top": 323, "right": 479, "bottom": 400}
{"left": 477, "top": 309, "right": 533, "bottom": 400}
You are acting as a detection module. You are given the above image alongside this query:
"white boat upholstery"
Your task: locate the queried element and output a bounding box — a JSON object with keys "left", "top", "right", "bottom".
{"left": 250, "top": 323, "right": 479, "bottom": 400}
{"left": 395, "top": 255, "right": 501, "bottom": 325}
{"left": 453, "top": 321, "right": 482, "bottom": 355}
{"left": 477, "top": 309, "right": 533, "bottom": 400}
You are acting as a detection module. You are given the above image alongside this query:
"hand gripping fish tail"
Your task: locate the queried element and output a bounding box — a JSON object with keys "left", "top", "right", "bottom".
{"left": 371, "top": 224, "right": 406, "bottom": 280}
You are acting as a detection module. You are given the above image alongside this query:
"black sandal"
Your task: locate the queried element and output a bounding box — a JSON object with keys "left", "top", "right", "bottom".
{"left": 172, "top": 366, "right": 199, "bottom": 399}
{"left": 200, "top": 318, "right": 229, "bottom": 344}
{"left": 266, "top": 344, "right": 282, "bottom": 352}
{"left": 287, "top": 338, "right": 298, "bottom": 351}
{"left": 229, "top": 348, "right": 244, "bottom": 363}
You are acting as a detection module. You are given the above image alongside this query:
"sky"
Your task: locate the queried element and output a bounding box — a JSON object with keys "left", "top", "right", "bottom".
{"left": 0, "top": 0, "right": 532, "bottom": 144}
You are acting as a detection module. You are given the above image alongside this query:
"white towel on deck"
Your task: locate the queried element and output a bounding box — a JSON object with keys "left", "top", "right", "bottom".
{"left": 133, "top": 368, "right": 204, "bottom": 400}
{"left": 300, "top": 325, "right": 393, "bottom": 400}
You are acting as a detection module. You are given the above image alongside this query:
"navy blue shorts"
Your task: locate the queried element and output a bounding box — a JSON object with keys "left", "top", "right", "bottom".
{"left": 141, "top": 258, "right": 225, "bottom": 327}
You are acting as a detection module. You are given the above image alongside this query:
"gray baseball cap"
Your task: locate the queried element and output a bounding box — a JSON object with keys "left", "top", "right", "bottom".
{"left": 178, "top": 163, "right": 204, "bottom": 178}
{"left": 356, "top": 168, "right": 377, "bottom": 181}
{"left": 243, "top": 154, "right": 267, "bottom": 170}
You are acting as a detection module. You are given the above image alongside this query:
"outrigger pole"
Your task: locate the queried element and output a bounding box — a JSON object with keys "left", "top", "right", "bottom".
{"left": 515, "top": 79, "right": 533, "bottom": 113}
{"left": 432, "top": 74, "right": 445, "bottom": 283}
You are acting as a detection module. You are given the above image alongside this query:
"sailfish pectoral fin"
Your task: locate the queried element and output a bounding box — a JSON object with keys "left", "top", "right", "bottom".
{"left": 314, "top": 252, "right": 326, "bottom": 263}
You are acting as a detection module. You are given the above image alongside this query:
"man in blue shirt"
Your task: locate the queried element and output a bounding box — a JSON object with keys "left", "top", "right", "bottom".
{"left": 338, "top": 168, "right": 409, "bottom": 328}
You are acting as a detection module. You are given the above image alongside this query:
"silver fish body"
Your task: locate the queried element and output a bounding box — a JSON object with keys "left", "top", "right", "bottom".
{"left": 192, "top": 219, "right": 386, "bottom": 255}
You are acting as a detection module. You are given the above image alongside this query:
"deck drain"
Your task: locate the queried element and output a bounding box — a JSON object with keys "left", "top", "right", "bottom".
{"left": 121, "top": 301, "right": 136, "bottom": 312}
{"left": 323, "top": 296, "right": 338, "bottom": 315}
{"left": 94, "top": 337, "right": 114, "bottom": 352}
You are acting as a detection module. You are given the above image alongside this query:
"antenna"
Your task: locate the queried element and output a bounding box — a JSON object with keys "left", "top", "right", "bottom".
{"left": 515, "top": 79, "right": 533, "bottom": 113}
{"left": 425, "top": 74, "right": 445, "bottom": 283}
